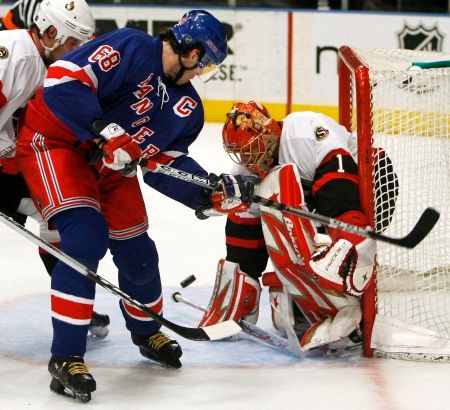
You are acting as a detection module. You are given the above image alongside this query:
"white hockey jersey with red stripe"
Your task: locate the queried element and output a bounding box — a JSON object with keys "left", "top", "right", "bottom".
{"left": 0, "top": 29, "right": 46, "bottom": 157}
{"left": 278, "top": 111, "right": 358, "bottom": 184}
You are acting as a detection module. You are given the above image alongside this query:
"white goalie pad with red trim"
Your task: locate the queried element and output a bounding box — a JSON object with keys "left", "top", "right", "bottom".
{"left": 257, "top": 163, "right": 318, "bottom": 268}
{"left": 262, "top": 271, "right": 296, "bottom": 332}
{"left": 257, "top": 164, "right": 340, "bottom": 322}
{"left": 255, "top": 163, "right": 363, "bottom": 349}
{"left": 199, "top": 259, "right": 261, "bottom": 327}
{"left": 300, "top": 301, "right": 362, "bottom": 351}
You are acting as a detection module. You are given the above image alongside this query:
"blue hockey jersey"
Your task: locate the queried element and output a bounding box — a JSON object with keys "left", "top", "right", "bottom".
{"left": 23, "top": 28, "right": 208, "bottom": 209}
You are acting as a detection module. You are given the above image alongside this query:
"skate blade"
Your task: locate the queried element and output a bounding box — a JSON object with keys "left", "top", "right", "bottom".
{"left": 139, "top": 347, "right": 182, "bottom": 369}
{"left": 50, "top": 378, "right": 92, "bottom": 403}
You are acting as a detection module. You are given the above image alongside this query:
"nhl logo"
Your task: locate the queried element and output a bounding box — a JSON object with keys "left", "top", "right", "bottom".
{"left": 397, "top": 23, "right": 444, "bottom": 51}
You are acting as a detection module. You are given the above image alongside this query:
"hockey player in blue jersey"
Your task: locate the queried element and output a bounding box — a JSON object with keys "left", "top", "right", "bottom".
{"left": 16, "top": 10, "right": 254, "bottom": 402}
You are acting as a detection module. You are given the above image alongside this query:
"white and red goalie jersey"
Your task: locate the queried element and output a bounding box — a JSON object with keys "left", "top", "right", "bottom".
{"left": 225, "top": 110, "right": 370, "bottom": 276}
{"left": 0, "top": 29, "right": 46, "bottom": 158}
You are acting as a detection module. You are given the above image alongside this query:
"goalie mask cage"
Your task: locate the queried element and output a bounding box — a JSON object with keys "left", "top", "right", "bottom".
{"left": 338, "top": 46, "right": 450, "bottom": 361}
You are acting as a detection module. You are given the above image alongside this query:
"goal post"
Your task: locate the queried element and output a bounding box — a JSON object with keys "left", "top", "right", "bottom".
{"left": 338, "top": 46, "right": 450, "bottom": 361}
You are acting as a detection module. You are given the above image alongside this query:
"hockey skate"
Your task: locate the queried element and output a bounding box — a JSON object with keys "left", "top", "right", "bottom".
{"left": 88, "top": 311, "right": 110, "bottom": 339}
{"left": 131, "top": 331, "right": 183, "bottom": 368}
{"left": 326, "top": 329, "right": 363, "bottom": 357}
{"left": 48, "top": 356, "right": 96, "bottom": 403}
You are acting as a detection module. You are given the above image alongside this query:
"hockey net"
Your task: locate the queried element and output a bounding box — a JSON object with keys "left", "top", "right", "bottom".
{"left": 338, "top": 46, "right": 450, "bottom": 361}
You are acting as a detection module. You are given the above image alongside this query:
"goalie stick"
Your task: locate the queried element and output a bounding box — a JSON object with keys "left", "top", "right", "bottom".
{"left": 171, "top": 291, "right": 297, "bottom": 355}
{"left": 0, "top": 211, "right": 241, "bottom": 341}
{"left": 139, "top": 159, "right": 439, "bottom": 249}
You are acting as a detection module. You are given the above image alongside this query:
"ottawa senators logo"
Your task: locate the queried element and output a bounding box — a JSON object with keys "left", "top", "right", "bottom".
{"left": 0, "top": 46, "right": 9, "bottom": 59}
{"left": 314, "top": 126, "right": 329, "bottom": 141}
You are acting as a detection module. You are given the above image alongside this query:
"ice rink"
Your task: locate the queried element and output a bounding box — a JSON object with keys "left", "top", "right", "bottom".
{"left": 1, "top": 123, "right": 450, "bottom": 410}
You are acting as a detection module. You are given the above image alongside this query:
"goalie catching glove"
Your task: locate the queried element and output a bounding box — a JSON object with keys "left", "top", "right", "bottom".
{"left": 195, "top": 173, "right": 259, "bottom": 219}
{"left": 95, "top": 122, "right": 142, "bottom": 174}
{"left": 308, "top": 238, "right": 374, "bottom": 296}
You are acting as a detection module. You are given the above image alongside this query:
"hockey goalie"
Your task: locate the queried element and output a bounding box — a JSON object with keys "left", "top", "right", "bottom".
{"left": 196, "top": 101, "right": 378, "bottom": 352}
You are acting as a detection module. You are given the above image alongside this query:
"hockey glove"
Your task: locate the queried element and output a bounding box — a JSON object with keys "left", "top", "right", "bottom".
{"left": 308, "top": 239, "right": 359, "bottom": 296}
{"left": 97, "top": 122, "right": 142, "bottom": 175}
{"left": 195, "top": 173, "right": 259, "bottom": 219}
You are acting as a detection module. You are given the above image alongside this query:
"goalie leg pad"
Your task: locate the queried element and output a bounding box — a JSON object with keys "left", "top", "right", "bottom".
{"left": 199, "top": 259, "right": 261, "bottom": 327}
{"left": 300, "top": 303, "right": 362, "bottom": 351}
{"left": 262, "top": 271, "right": 295, "bottom": 332}
{"left": 258, "top": 164, "right": 318, "bottom": 266}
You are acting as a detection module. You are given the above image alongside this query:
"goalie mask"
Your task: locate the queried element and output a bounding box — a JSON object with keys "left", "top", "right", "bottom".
{"left": 222, "top": 101, "right": 282, "bottom": 178}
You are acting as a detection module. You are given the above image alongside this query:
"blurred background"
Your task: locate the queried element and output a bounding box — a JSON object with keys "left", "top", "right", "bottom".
{"left": 2, "top": 0, "right": 446, "bottom": 13}
{"left": 1, "top": 1, "right": 449, "bottom": 123}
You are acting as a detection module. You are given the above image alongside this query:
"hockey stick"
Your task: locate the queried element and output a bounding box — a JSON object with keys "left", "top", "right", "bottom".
{"left": 252, "top": 196, "right": 439, "bottom": 249}
{"left": 89, "top": 118, "right": 439, "bottom": 248}
{"left": 171, "top": 291, "right": 294, "bottom": 354}
{"left": 141, "top": 159, "right": 440, "bottom": 249}
{"left": 0, "top": 211, "right": 241, "bottom": 341}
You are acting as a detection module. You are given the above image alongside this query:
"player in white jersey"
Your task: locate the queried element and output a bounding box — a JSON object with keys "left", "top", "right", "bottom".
{"left": 197, "top": 101, "right": 381, "bottom": 352}
{"left": 0, "top": 0, "right": 109, "bottom": 336}
{"left": 0, "top": 0, "right": 95, "bottom": 157}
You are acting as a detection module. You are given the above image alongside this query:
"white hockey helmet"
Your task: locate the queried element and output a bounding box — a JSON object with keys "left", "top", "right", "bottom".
{"left": 34, "top": 0, "right": 95, "bottom": 44}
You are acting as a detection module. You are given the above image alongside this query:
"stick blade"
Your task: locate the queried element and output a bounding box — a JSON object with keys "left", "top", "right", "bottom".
{"left": 384, "top": 207, "right": 440, "bottom": 248}
{"left": 201, "top": 320, "right": 242, "bottom": 341}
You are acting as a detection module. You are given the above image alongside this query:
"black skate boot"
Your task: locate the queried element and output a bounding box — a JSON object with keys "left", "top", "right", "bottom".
{"left": 48, "top": 356, "right": 96, "bottom": 403}
{"left": 131, "top": 331, "right": 183, "bottom": 368}
{"left": 88, "top": 311, "right": 110, "bottom": 339}
{"left": 327, "top": 328, "right": 363, "bottom": 356}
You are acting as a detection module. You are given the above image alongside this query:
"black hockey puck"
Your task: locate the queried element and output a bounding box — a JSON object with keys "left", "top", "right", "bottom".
{"left": 180, "top": 274, "right": 196, "bottom": 288}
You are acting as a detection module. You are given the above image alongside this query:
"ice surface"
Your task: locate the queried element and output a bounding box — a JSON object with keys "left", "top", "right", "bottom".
{"left": 1, "top": 123, "right": 450, "bottom": 410}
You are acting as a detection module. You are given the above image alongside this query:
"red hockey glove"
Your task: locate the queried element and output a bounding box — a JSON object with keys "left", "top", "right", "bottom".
{"left": 195, "top": 173, "right": 259, "bottom": 219}
{"left": 98, "top": 123, "right": 142, "bottom": 174}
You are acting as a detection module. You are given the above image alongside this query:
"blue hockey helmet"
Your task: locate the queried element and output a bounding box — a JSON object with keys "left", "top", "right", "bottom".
{"left": 172, "top": 10, "right": 227, "bottom": 79}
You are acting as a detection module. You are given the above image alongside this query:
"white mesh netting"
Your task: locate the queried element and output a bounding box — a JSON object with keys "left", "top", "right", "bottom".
{"left": 351, "top": 48, "right": 450, "bottom": 360}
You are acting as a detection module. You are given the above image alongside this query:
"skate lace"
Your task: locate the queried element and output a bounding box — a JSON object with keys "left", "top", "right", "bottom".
{"left": 66, "top": 361, "right": 90, "bottom": 376}
{"left": 147, "top": 332, "right": 171, "bottom": 350}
